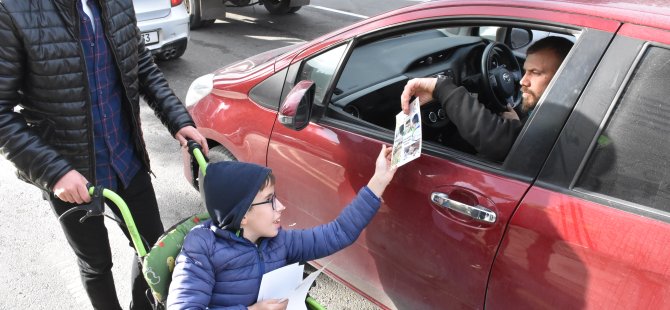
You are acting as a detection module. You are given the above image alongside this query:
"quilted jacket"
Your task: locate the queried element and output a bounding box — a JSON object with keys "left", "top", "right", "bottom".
{"left": 0, "top": 0, "right": 194, "bottom": 191}
{"left": 167, "top": 188, "right": 381, "bottom": 310}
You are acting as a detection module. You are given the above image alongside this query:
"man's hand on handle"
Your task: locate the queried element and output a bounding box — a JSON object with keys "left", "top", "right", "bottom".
{"left": 400, "top": 77, "right": 438, "bottom": 114}
{"left": 175, "top": 125, "right": 209, "bottom": 156}
{"left": 53, "top": 170, "right": 91, "bottom": 204}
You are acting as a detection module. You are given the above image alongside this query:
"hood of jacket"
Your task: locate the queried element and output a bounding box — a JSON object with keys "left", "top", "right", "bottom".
{"left": 203, "top": 161, "right": 271, "bottom": 231}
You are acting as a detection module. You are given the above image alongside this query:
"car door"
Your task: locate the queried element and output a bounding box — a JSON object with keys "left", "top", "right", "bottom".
{"left": 266, "top": 19, "right": 616, "bottom": 310}
{"left": 486, "top": 26, "right": 670, "bottom": 309}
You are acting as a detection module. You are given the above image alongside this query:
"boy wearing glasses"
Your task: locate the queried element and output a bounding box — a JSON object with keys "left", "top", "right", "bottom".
{"left": 167, "top": 145, "right": 397, "bottom": 310}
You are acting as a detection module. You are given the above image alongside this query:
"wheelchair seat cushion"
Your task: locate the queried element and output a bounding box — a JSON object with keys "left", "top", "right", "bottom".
{"left": 142, "top": 213, "right": 210, "bottom": 303}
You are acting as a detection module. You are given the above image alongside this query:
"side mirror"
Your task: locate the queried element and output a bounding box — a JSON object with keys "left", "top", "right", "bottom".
{"left": 509, "top": 28, "right": 533, "bottom": 49}
{"left": 278, "top": 80, "right": 315, "bottom": 131}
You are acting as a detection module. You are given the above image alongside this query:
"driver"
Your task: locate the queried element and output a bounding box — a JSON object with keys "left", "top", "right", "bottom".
{"left": 400, "top": 36, "right": 573, "bottom": 162}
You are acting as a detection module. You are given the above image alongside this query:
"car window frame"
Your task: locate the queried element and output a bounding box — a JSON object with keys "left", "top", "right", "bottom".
{"left": 292, "top": 41, "right": 353, "bottom": 107}
{"left": 536, "top": 33, "right": 670, "bottom": 223}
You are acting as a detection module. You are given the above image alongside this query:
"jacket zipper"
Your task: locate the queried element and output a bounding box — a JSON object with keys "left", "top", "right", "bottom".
{"left": 256, "top": 243, "right": 265, "bottom": 293}
{"left": 73, "top": 1, "right": 96, "bottom": 183}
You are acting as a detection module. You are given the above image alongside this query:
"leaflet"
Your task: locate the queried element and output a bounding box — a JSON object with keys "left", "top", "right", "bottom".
{"left": 391, "top": 98, "right": 422, "bottom": 168}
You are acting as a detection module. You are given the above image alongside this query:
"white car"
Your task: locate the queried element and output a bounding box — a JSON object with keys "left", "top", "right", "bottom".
{"left": 134, "top": 0, "right": 190, "bottom": 61}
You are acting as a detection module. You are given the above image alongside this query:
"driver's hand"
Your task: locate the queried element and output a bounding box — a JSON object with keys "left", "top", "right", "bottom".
{"left": 400, "top": 78, "right": 437, "bottom": 114}
{"left": 501, "top": 104, "right": 520, "bottom": 121}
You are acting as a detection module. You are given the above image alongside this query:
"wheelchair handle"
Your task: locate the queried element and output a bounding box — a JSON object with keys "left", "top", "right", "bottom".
{"left": 59, "top": 185, "right": 147, "bottom": 257}
{"left": 187, "top": 140, "right": 208, "bottom": 177}
{"left": 86, "top": 186, "right": 147, "bottom": 257}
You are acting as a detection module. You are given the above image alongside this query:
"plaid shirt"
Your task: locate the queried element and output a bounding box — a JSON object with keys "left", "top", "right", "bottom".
{"left": 78, "top": 0, "right": 141, "bottom": 191}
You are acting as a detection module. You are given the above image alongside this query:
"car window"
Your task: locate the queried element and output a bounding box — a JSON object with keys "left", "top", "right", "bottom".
{"left": 576, "top": 46, "right": 670, "bottom": 213}
{"left": 298, "top": 44, "right": 347, "bottom": 106}
{"left": 249, "top": 68, "right": 288, "bottom": 110}
{"left": 324, "top": 24, "right": 575, "bottom": 165}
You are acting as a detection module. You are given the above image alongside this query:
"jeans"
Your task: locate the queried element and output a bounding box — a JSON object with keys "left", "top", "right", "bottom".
{"left": 48, "top": 171, "right": 164, "bottom": 310}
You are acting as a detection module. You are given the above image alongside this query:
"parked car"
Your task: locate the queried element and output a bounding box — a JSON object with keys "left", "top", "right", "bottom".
{"left": 134, "top": 0, "right": 189, "bottom": 60}
{"left": 184, "top": 0, "right": 310, "bottom": 29}
{"left": 185, "top": 0, "right": 670, "bottom": 308}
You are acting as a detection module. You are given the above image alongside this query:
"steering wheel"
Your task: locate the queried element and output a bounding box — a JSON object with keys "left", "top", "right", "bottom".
{"left": 480, "top": 42, "right": 522, "bottom": 113}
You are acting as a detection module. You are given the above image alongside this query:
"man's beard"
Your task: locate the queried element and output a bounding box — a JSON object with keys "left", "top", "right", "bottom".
{"left": 520, "top": 89, "right": 538, "bottom": 113}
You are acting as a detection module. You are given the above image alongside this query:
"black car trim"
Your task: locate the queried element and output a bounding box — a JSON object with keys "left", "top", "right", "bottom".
{"left": 503, "top": 28, "right": 617, "bottom": 177}
{"left": 568, "top": 40, "right": 649, "bottom": 189}
{"left": 534, "top": 36, "right": 670, "bottom": 224}
{"left": 536, "top": 35, "right": 642, "bottom": 188}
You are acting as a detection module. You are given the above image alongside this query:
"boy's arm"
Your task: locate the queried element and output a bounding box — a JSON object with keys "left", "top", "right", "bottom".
{"left": 284, "top": 186, "right": 381, "bottom": 263}
{"left": 167, "top": 229, "right": 220, "bottom": 310}
{"left": 284, "top": 145, "right": 396, "bottom": 262}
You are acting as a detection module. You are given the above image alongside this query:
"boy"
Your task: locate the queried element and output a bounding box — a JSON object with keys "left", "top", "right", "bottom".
{"left": 167, "top": 145, "right": 397, "bottom": 309}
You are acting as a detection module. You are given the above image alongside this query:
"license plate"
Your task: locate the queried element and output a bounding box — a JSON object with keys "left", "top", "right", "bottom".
{"left": 141, "top": 31, "right": 159, "bottom": 45}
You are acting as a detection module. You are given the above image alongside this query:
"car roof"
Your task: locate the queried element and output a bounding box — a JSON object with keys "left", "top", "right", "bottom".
{"left": 285, "top": 0, "right": 670, "bottom": 72}
{"left": 410, "top": 0, "right": 670, "bottom": 30}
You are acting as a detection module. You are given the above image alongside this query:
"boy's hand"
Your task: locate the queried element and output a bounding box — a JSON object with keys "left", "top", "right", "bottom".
{"left": 367, "top": 145, "right": 397, "bottom": 197}
{"left": 248, "top": 298, "right": 288, "bottom": 310}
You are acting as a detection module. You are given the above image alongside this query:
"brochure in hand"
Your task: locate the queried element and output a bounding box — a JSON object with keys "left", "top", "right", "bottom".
{"left": 391, "top": 98, "right": 422, "bottom": 168}
{"left": 257, "top": 263, "right": 327, "bottom": 310}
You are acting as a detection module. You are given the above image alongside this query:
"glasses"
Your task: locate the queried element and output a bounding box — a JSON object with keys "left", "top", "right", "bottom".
{"left": 250, "top": 194, "right": 277, "bottom": 211}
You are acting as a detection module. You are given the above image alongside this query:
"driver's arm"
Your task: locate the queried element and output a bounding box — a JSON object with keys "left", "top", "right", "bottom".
{"left": 434, "top": 77, "right": 523, "bottom": 162}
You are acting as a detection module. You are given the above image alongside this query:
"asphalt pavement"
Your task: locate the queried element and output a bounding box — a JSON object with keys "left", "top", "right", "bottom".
{"left": 0, "top": 1, "right": 420, "bottom": 309}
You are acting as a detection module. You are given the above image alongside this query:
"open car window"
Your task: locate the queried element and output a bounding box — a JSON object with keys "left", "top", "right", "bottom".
{"left": 321, "top": 22, "right": 577, "bottom": 165}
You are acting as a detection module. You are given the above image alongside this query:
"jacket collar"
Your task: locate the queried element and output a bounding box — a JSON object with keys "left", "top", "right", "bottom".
{"left": 209, "top": 221, "right": 274, "bottom": 248}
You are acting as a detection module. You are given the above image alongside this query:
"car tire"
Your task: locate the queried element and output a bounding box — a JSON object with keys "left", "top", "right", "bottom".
{"left": 288, "top": 5, "right": 302, "bottom": 13}
{"left": 263, "top": 0, "right": 301, "bottom": 15}
{"left": 200, "top": 19, "right": 216, "bottom": 27}
{"left": 208, "top": 145, "right": 237, "bottom": 163}
{"left": 185, "top": 0, "right": 215, "bottom": 29}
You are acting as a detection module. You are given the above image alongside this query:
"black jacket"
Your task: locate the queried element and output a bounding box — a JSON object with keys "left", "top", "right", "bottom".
{"left": 434, "top": 78, "right": 523, "bottom": 162}
{"left": 0, "top": 0, "right": 194, "bottom": 191}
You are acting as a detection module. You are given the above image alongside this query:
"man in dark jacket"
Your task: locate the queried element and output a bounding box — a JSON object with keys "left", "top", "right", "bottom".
{"left": 0, "top": 0, "right": 208, "bottom": 309}
{"left": 400, "top": 36, "right": 573, "bottom": 162}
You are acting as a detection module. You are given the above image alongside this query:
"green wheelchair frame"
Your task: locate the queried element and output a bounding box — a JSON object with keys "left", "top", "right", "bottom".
{"left": 68, "top": 143, "right": 325, "bottom": 309}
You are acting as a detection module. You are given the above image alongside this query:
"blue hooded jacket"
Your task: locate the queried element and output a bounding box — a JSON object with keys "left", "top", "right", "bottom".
{"left": 167, "top": 161, "right": 381, "bottom": 309}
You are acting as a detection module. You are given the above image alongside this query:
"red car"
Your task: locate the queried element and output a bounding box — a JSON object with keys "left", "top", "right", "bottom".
{"left": 185, "top": 0, "right": 670, "bottom": 308}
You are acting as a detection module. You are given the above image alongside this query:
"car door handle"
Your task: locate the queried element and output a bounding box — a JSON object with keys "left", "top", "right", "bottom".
{"left": 431, "top": 192, "right": 497, "bottom": 223}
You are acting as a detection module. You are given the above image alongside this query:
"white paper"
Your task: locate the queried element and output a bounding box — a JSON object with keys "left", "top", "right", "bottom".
{"left": 391, "top": 98, "right": 422, "bottom": 168}
{"left": 257, "top": 263, "right": 327, "bottom": 310}
{"left": 257, "top": 263, "right": 303, "bottom": 302}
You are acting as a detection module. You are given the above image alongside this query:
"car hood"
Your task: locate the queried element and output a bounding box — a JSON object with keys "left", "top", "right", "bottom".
{"left": 213, "top": 43, "right": 305, "bottom": 83}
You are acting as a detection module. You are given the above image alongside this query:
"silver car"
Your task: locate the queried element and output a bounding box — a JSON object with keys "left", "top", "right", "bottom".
{"left": 134, "top": 0, "right": 190, "bottom": 61}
